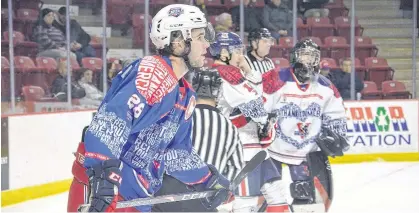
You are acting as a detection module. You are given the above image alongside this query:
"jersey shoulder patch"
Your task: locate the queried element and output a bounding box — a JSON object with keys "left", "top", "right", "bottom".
{"left": 135, "top": 56, "right": 179, "bottom": 105}
{"left": 262, "top": 69, "right": 287, "bottom": 94}
{"left": 216, "top": 65, "right": 246, "bottom": 85}
{"left": 317, "top": 75, "right": 341, "bottom": 98}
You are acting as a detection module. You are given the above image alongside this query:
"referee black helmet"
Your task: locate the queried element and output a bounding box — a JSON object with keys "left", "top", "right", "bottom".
{"left": 248, "top": 28, "right": 275, "bottom": 58}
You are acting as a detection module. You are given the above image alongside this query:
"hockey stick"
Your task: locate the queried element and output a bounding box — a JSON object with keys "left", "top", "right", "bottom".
{"left": 229, "top": 150, "right": 266, "bottom": 191}
{"left": 79, "top": 150, "right": 267, "bottom": 211}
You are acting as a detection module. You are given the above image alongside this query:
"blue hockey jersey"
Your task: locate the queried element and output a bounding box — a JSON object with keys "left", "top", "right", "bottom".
{"left": 83, "top": 55, "right": 211, "bottom": 204}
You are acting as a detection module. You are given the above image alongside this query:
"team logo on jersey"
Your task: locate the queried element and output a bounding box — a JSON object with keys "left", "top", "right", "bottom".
{"left": 277, "top": 102, "right": 321, "bottom": 149}
{"left": 295, "top": 122, "right": 311, "bottom": 139}
{"left": 168, "top": 7, "right": 184, "bottom": 17}
{"left": 185, "top": 96, "right": 196, "bottom": 120}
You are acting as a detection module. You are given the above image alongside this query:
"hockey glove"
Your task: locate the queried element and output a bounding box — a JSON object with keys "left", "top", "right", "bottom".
{"left": 316, "top": 128, "right": 350, "bottom": 158}
{"left": 193, "top": 164, "right": 233, "bottom": 210}
{"left": 258, "top": 113, "right": 278, "bottom": 146}
{"left": 85, "top": 159, "right": 122, "bottom": 212}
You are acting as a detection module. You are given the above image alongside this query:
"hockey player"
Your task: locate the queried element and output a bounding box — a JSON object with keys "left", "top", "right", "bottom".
{"left": 261, "top": 38, "right": 350, "bottom": 212}
{"left": 244, "top": 28, "right": 276, "bottom": 75}
{"left": 151, "top": 68, "right": 244, "bottom": 212}
{"left": 209, "top": 32, "right": 275, "bottom": 162}
{"left": 208, "top": 32, "right": 281, "bottom": 212}
{"left": 67, "top": 4, "right": 233, "bottom": 213}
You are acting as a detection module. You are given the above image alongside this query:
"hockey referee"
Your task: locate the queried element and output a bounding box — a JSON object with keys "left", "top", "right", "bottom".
{"left": 152, "top": 69, "right": 244, "bottom": 212}
{"left": 245, "top": 28, "right": 276, "bottom": 75}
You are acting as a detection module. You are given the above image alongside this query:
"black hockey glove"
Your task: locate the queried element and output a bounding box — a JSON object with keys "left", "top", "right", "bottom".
{"left": 84, "top": 159, "right": 122, "bottom": 212}
{"left": 316, "top": 128, "right": 350, "bottom": 158}
{"left": 192, "top": 164, "right": 233, "bottom": 210}
{"left": 258, "top": 113, "right": 278, "bottom": 145}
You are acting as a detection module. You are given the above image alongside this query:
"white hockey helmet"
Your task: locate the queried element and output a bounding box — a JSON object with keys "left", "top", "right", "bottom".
{"left": 150, "top": 4, "right": 214, "bottom": 50}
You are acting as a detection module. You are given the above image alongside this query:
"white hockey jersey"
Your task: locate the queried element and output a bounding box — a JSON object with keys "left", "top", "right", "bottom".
{"left": 214, "top": 64, "right": 269, "bottom": 161}
{"left": 262, "top": 68, "right": 347, "bottom": 165}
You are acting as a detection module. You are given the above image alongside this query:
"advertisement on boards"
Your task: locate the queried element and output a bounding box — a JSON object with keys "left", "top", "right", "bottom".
{"left": 33, "top": 102, "right": 96, "bottom": 113}
{"left": 344, "top": 100, "right": 418, "bottom": 154}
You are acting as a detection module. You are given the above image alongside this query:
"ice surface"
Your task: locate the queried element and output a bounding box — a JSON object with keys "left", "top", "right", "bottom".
{"left": 2, "top": 162, "right": 419, "bottom": 212}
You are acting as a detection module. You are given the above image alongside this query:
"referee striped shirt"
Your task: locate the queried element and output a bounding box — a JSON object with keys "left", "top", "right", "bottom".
{"left": 245, "top": 52, "right": 276, "bottom": 75}
{"left": 192, "top": 104, "right": 244, "bottom": 181}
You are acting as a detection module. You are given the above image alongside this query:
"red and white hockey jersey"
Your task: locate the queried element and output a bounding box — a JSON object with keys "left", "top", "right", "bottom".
{"left": 263, "top": 68, "right": 347, "bottom": 165}
{"left": 214, "top": 64, "right": 269, "bottom": 161}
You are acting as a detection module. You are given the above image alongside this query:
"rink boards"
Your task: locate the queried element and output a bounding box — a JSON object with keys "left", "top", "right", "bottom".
{"left": 1, "top": 99, "right": 419, "bottom": 207}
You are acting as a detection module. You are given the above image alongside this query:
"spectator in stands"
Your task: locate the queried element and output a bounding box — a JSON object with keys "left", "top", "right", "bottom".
{"left": 269, "top": 0, "right": 293, "bottom": 9}
{"left": 297, "top": 0, "right": 330, "bottom": 18}
{"left": 319, "top": 59, "right": 341, "bottom": 89}
{"left": 93, "top": 0, "right": 102, "bottom": 15}
{"left": 399, "top": 0, "right": 419, "bottom": 36}
{"left": 76, "top": 68, "right": 104, "bottom": 107}
{"left": 214, "top": 13, "right": 233, "bottom": 33}
{"left": 54, "top": 7, "right": 96, "bottom": 66}
{"left": 319, "top": 60, "right": 332, "bottom": 77}
{"left": 33, "top": 8, "right": 77, "bottom": 61}
{"left": 400, "top": 0, "right": 414, "bottom": 18}
{"left": 282, "top": 0, "right": 294, "bottom": 9}
{"left": 327, "top": 58, "right": 364, "bottom": 100}
{"left": 99, "top": 59, "right": 122, "bottom": 92}
{"left": 262, "top": 0, "right": 293, "bottom": 39}
{"left": 231, "top": 0, "right": 263, "bottom": 32}
{"left": 51, "top": 58, "right": 86, "bottom": 101}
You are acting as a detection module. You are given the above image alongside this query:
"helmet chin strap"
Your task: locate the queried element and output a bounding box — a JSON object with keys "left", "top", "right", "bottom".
{"left": 214, "top": 53, "right": 231, "bottom": 65}
{"left": 253, "top": 41, "right": 266, "bottom": 59}
{"left": 255, "top": 49, "right": 265, "bottom": 59}
{"left": 221, "top": 54, "right": 232, "bottom": 65}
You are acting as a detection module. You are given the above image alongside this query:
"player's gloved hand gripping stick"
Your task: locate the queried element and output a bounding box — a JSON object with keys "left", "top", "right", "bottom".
{"left": 78, "top": 150, "right": 267, "bottom": 211}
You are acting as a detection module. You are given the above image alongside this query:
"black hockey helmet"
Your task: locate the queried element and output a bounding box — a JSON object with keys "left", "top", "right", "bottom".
{"left": 192, "top": 68, "right": 222, "bottom": 100}
{"left": 248, "top": 28, "right": 272, "bottom": 43}
{"left": 289, "top": 38, "right": 321, "bottom": 83}
{"left": 247, "top": 28, "right": 275, "bottom": 58}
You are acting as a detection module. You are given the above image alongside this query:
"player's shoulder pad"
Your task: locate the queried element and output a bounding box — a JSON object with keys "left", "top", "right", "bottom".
{"left": 262, "top": 68, "right": 287, "bottom": 94}
{"left": 135, "top": 56, "right": 179, "bottom": 105}
{"left": 215, "top": 65, "right": 246, "bottom": 85}
{"left": 317, "top": 75, "right": 341, "bottom": 99}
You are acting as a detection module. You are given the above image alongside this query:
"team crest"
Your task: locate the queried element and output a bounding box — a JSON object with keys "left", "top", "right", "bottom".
{"left": 295, "top": 122, "right": 311, "bottom": 139}
{"left": 168, "top": 7, "right": 184, "bottom": 17}
{"left": 220, "top": 32, "right": 229, "bottom": 39}
{"left": 185, "top": 96, "right": 196, "bottom": 120}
